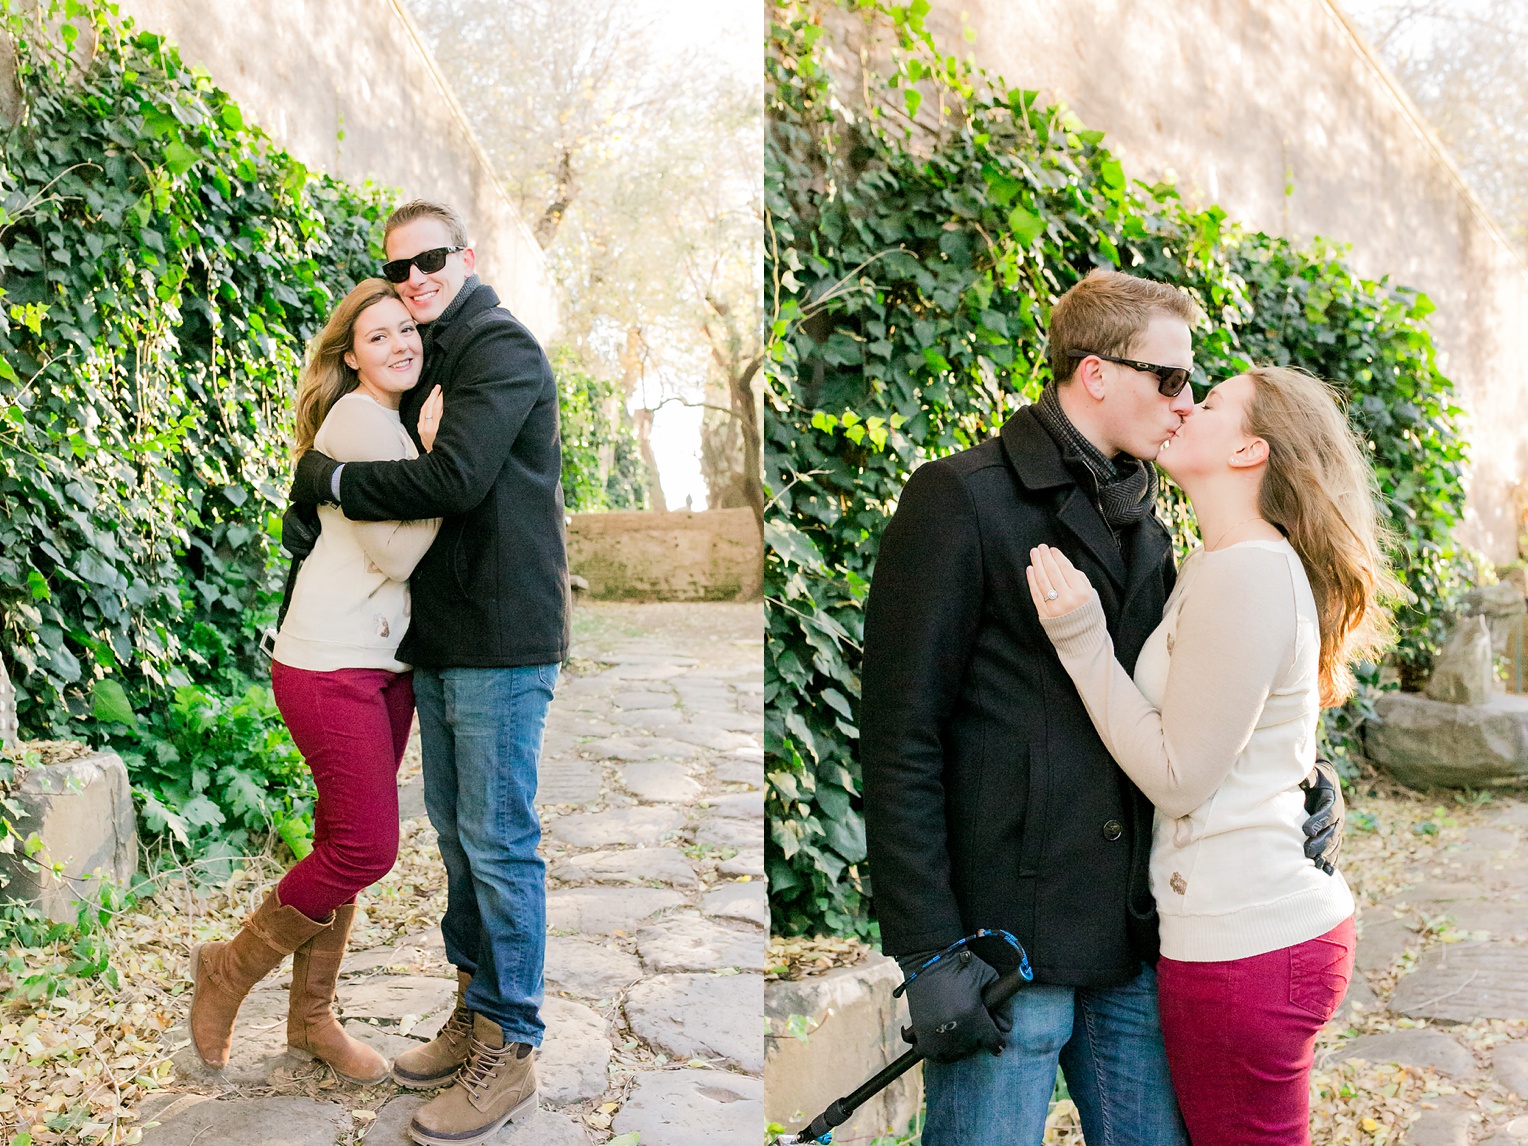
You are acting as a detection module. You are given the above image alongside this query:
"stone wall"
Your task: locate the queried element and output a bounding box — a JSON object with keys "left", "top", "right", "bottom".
{"left": 830, "top": 0, "right": 1528, "bottom": 562}
{"left": 568, "top": 510, "right": 763, "bottom": 602}
{"left": 106, "top": 0, "right": 558, "bottom": 342}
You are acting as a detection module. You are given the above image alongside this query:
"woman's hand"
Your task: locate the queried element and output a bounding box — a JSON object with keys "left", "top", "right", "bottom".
{"left": 1026, "top": 544, "right": 1097, "bottom": 618}
{"left": 418, "top": 385, "right": 443, "bottom": 452}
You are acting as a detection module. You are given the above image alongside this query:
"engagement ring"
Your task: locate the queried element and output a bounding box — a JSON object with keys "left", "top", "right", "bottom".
{"left": 1045, "top": 590, "right": 1058, "bottom": 601}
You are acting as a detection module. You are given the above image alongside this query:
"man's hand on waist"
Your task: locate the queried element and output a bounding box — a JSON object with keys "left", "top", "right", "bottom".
{"left": 290, "top": 450, "right": 341, "bottom": 507}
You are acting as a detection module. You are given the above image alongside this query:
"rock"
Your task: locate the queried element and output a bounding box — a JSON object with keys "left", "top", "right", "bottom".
{"left": 719, "top": 850, "right": 766, "bottom": 878}
{"left": 1464, "top": 583, "right": 1527, "bottom": 655}
{"left": 342, "top": 1020, "right": 423, "bottom": 1060}
{"left": 336, "top": 975, "right": 459, "bottom": 1024}
{"left": 1356, "top": 914, "right": 1419, "bottom": 976}
{"left": 695, "top": 816, "right": 759, "bottom": 849}
{"left": 1495, "top": 1042, "right": 1528, "bottom": 1096}
{"left": 539, "top": 997, "right": 613, "bottom": 1104}
{"left": 612, "top": 691, "right": 677, "bottom": 710}
{"left": 706, "top": 791, "right": 764, "bottom": 819}
{"left": 0, "top": 750, "right": 137, "bottom": 922}
{"left": 536, "top": 758, "right": 604, "bottom": 806}
{"left": 546, "top": 936, "right": 644, "bottom": 998}
{"left": 170, "top": 989, "right": 292, "bottom": 1084}
{"left": 552, "top": 847, "right": 698, "bottom": 888}
{"left": 1364, "top": 691, "right": 1528, "bottom": 788}
{"left": 1426, "top": 616, "right": 1497, "bottom": 704}
{"left": 140, "top": 1096, "right": 350, "bottom": 1146}
{"left": 547, "top": 887, "right": 686, "bottom": 934}
{"left": 765, "top": 954, "right": 919, "bottom": 1143}
{"left": 665, "top": 724, "right": 757, "bottom": 751}
{"left": 398, "top": 778, "right": 426, "bottom": 820}
{"left": 636, "top": 915, "right": 765, "bottom": 972}
{"left": 712, "top": 758, "right": 762, "bottom": 787}
{"left": 611, "top": 1068, "right": 764, "bottom": 1146}
{"left": 703, "top": 882, "right": 769, "bottom": 928}
{"left": 1335, "top": 1029, "right": 1478, "bottom": 1077}
{"left": 1403, "top": 1100, "right": 1473, "bottom": 1146}
{"left": 549, "top": 806, "right": 686, "bottom": 847}
{"left": 366, "top": 1093, "right": 588, "bottom": 1145}
{"left": 1390, "top": 943, "right": 1528, "bottom": 1021}
{"left": 619, "top": 761, "right": 702, "bottom": 803}
{"left": 625, "top": 973, "right": 764, "bottom": 1072}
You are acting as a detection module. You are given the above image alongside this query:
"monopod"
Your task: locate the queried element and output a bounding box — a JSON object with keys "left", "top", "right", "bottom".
{"left": 773, "top": 962, "right": 1034, "bottom": 1145}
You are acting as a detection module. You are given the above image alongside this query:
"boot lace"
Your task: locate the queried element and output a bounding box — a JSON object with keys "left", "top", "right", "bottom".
{"left": 441, "top": 1002, "right": 473, "bottom": 1046}
{"left": 459, "top": 1036, "right": 514, "bottom": 1097}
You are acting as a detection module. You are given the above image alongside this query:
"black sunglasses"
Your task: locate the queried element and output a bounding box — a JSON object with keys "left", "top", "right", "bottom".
{"left": 381, "top": 245, "right": 464, "bottom": 283}
{"left": 1068, "top": 350, "right": 1193, "bottom": 398}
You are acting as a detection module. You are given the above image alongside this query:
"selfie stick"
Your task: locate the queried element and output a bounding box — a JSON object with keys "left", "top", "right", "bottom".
{"left": 773, "top": 963, "right": 1033, "bottom": 1145}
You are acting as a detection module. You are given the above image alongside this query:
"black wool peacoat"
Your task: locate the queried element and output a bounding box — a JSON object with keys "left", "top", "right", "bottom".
{"left": 860, "top": 405, "right": 1176, "bottom": 987}
{"left": 335, "top": 282, "right": 571, "bottom": 670}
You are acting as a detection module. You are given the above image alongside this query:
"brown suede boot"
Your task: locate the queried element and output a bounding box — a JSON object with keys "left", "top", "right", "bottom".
{"left": 408, "top": 1014, "right": 537, "bottom": 1146}
{"left": 189, "top": 890, "right": 332, "bottom": 1070}
{"left": 286, "top": 901, "right": 389, "bottom": 1084}
{"left": 393, "top": 969, "right": 474, "bottom": 1089}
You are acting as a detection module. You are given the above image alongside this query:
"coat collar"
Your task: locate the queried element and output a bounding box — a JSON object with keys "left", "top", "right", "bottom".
{"left": 1001, "top": 407, "right": 1128, "bottom": 589}
{"left": 426, "top": 281, "right": 501, "bottom": 359}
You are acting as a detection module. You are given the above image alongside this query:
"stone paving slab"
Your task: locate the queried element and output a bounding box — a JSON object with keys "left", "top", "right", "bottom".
{"left": 1495, "top": 1042, "right": 1528, "bottom": 1096}
{"left": 549, "top": 805, "right": 686, "bottom": 847}
{"left": 537, "top": 757, "right": 604, "bottom": 806}
{"left": 703, "top": 881, "right": 770, "bottom": 928}
{"left": 706, "top": 790, "right": 765, "bottom": 819}
{"left": 582, "top": 735, "right": 705, "bottom": 761}
{"left": 713, "top": 758, "right": 763, "bottom": 787}
{"left": 342, "top": 1019, "right": 423, "bottom": 1060}
{"left": 546, "top": 935, "right": 644, "bottom": 998}
{"left": 547, "top": 886, "right": 688, "bottom": 933}
{"left": 626, "top": 973, "right": 766, "bottom": 1072}
{"left": 636, "top": 915, "right": 765, "bottom": 973}
{"left": 168, "top": 989, "right": 292, "bottom": 1084}
{"left": 539, "top": 997, "right": 613, "bottom": 1104}
{"left": 551, "top": 846, "right": 698, "bottom": 887}
{"left": 142, "top": 1096, "right": 349, "bottom": 1146}
{"left": 610, "top": 1067, "right": 764, "bottom": 1146}
{"left": 608, "top": 706, "right": 686, "bottom": 728}
{"left": 336, "top": 974, "right": 458, "bottom": 1024}
{"left": 1390, "top": 943, "right": 1528, "bottom": 1021}
{"left": 619, "top": 760, "right": 703, "bottom": 803}
{"left": 695, "top": 815, "right": 759, "bottom": 849}
{"left": 611, "top": 690, "right": 678, "bottom": 709}
{"left": 1333, "top": 1029, "right": 1479, "bottom": 1077}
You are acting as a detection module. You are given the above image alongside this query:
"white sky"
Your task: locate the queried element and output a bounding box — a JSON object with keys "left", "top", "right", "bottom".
{"left": 632, "top": 0, "right": 761, "bottom": 512}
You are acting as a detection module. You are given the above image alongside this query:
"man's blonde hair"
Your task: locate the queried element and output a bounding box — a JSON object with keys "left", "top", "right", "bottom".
{"left": 1047, "top": 270, "right": 1202, "bottom": 384}
{"left": 384, "top": 199, "right": 469, "bottom": 248}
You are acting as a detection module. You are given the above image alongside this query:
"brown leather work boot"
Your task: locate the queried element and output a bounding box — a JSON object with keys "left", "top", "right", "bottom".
{"left": 287, "top": 901, "right": 389, "bottom": 1084}
{"left": 393, "top": 969, "right": 474, "bottom": 1089}
{"left": 189, "top": 890, "right": 332, "bottom": 1069}
{"left": 408, "top": 1014, "right": 537, "bottom": 1146}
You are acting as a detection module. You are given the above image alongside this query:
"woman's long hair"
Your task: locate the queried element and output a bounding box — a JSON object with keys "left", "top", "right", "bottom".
{"left": 292, "top": 278, "right": 402, "bottom": 457}
{"left": 1245, "top": 365, "right": 1403, "bottom": 706}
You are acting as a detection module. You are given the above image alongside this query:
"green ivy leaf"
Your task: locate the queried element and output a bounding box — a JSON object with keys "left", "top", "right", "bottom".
{"left": 90, "top": 679, "right": 139, "bottom": 730}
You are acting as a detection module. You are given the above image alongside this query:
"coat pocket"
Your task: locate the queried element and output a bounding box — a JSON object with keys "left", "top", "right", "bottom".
{"left": 1016, "top": 744, "right": 1045, "bottom": 878}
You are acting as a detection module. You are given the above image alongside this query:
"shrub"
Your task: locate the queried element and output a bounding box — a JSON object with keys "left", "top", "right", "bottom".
{"left": 765, "top": 0, "right": 1469, "bottom": 937}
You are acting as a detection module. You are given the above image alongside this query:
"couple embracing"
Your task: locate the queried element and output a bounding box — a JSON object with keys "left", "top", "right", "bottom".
{"left": 862, "top": 271, "right": 1396, "bottom": 1145}
{"left": 187, "top": 199, "right": 566, "bottom": 1146}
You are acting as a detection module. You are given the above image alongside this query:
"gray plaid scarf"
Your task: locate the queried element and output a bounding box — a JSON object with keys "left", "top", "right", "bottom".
{"left": 1032, "top": 383, "right": 1158, "bottom": 531}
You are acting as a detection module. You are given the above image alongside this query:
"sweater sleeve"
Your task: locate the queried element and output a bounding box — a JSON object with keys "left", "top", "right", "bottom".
{"left": 319, "top": 399, "right": 442, "bottom": 582}
{"left": 1038, "top": 548, "right": 1298, "bottom": 818}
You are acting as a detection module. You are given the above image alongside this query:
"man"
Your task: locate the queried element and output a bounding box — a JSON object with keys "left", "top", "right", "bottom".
{"left": 288, "top": 200, "right": 568, "bottom": 1146}
{"left": 859, "top": 270, "right": 1340, "bottom": 1145}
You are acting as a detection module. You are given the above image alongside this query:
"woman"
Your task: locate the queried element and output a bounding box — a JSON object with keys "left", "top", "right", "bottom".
{"left": 189, "top": 278, "right": 444, "bottom": 1083}
{"left": 1027, "top": 365, "right": 1397, "bottom": 1144}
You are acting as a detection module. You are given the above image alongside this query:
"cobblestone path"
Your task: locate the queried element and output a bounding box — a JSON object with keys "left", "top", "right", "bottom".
{"left": 143, "top": 601, "right": 764, "bottom": 1146}
{"left": 1321, "top": 795, "right": 1528, "bottom": 1145}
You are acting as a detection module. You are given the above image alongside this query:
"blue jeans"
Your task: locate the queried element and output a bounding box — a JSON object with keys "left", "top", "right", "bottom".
{"left": 414, "top": 663, "right": 558, "bottom": 1046}
{"left": 923, "top": 963, "right": 1187, "bottom": 1146}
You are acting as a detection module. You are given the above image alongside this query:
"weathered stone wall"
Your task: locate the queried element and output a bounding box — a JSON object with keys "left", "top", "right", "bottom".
{"left": 109, "top": 0, "right": 558, "bottom": 342}
{"left": 830, "top": 0, "right": 1528, "bottom": 562}
{"left": 568, "top": 510, "right": 763, "bottom": 602}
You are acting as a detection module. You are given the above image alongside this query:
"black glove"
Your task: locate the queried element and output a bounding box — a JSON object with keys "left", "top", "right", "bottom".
{"left": 280, "top": 501, "right": 321, "bottom": 561}
{"left": 289, "top": 449, "right": 341, "bottom": 507}
{"left": 895, "top": 947, "right": 1008, "bottom": 1063}
{"left": 1300, "top": 758, "right": 1344, "bottom": 875}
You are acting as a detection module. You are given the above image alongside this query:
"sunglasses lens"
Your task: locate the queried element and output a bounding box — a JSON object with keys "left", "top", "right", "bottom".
{"left": 414, "top": 247, "right": 450, "bottom": 274}
{"left": 381, "top": 259, "right": 410, "bottom": 283}
{"left": 1160, "top": 369, "right": 1191, "bottom": 397}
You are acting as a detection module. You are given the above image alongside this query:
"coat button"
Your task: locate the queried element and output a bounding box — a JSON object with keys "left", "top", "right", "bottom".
{"left": 1102, "top": 819, "right": 1124, "bottom": 841}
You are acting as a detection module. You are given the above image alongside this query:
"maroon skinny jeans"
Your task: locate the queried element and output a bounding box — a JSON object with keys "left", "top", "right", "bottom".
{"left": 270, "top": 661, "right": 415, "bottom": 921}
{"left": 1155, "top": 917, "right": 1357, "bottom": 1146}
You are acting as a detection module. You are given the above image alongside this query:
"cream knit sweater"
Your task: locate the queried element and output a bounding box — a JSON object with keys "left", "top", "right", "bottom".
{"left": 273, "top": 394, "right": 440, "bottom": 673}
{"left": 1040, "top": 539, "right": 1354, "bottom": 962}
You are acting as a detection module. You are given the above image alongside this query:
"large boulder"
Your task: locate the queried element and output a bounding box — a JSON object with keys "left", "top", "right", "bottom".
{"left": 1425, "top": 615, "right": 1497, "bottom": 705}
{"left": 0, "top": 750, "right": 137, "bottom": 921}
{"left": 1365, "top": 691, "right": 1528, "bottom": 789}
